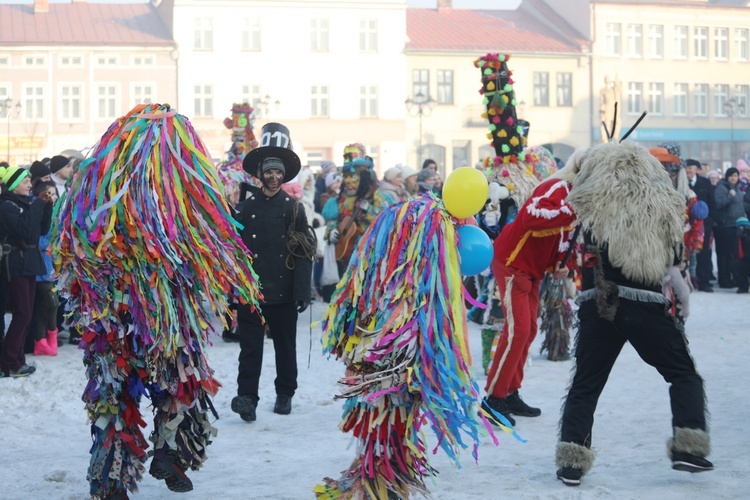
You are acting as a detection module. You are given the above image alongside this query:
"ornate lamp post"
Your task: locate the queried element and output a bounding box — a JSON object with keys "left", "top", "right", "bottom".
{"left": 724, "top": 96, "right": 746, "bottom": 163}
{"left": 405, "top": 91, "right": 436, "bottom": 166}
{"left": 1, "top": 98, "right": 22, "bottom": 161}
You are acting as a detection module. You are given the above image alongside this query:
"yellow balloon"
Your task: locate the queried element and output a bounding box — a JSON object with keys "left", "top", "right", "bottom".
{"left": 442, "top": 167, "right": 489, "bottom": 218}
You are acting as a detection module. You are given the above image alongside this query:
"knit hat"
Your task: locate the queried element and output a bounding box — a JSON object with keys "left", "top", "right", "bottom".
{"left": 325, "top": 172, "right": 341, "bottom": 188}
{"left": 30, "top": 160, "right": 51, "bottom": 180}
{"left": 725, "top": 167, "right": 740, "bottom": 180}
{"left": 707, "top": 170, "right": 721, "bottom": 180}
{"left": 0, "top": 165, "right": 30, "bottom": 191}
{"left": 400, "top": 166, "right": 418, "bottom": 179}
{"left": 737, "top": 159, "right": 750, "bottom": 172}
{"left": 384, "top": 166, "right": 402, "bottom": 181}
{"left": 320, "top": 160, "right": 337, "bottom": 176}
{"left": 416, "top": 169, "right": 437, "bottom": 183}
{"left": 50, "top": 155, "right": 70, "bottom": 174}
{"left": 737, "top": 216, "right": 750, "bottom": 228}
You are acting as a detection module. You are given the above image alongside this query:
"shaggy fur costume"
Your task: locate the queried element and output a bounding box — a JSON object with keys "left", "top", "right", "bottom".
{"left": 568, "top": 142, "right": 686, "bottom": 287}
{"left": 668, "top": 427, "right": 711, "bottom": 459}
{"left": 555, "top": 442, "right": 596, "bottom": 474}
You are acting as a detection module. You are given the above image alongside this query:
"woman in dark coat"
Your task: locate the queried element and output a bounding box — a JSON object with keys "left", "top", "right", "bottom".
{"left": 713, "top": 167, "right": 747, "bottom": 288}
{"left": 0, "top": 165, "right": 53, "bottom": 377}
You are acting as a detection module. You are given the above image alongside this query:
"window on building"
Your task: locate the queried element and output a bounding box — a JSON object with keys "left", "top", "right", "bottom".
{"left": 0, "top": 56, "right": 8, "bottom": 66}
{"left": 734, "top": 84, "right": 748, "bottom": 118}
{"left": 556, "top": 72, "right": 572, "bottom": 106}
{"left": 412, "top": 69, "right": 429, "bottom": 100}
{"left": 647, "top": 25, "right": 663, "bottom": 58}
{"left": 359, "top": 19, "right": 378, "bottom": 52}
{"left": 735, "top": 28, "right": 748, "bottom": 61}
{"left": 95, "top": 55, "right": 118, "bottom": 66}
{"left": 673, "top": 83, "right": 688, "bottom": 116}
{"left": 693, "top": 84, "right": 707, "bottom": 116}
{"left": 23, "top": 55, "right": 46, "bottom": 66}
{"left": 24, "top": 85, "right": 45, "bottom": 120}
{"left": 60, "top": 85, "right": 82, "bottom": 120}
{"left": 359, "top": 85, "right": 378, "bottom": 117}
{"left": 311, "top": 18, "right": 329, "bottom": 52}
{"left": 626, "top": 24, "right": 642, "bottom": 57}
{"left": 193, "top": 84, "right": 213, "bottom": 117}
{"left": 194, "top": 17, "right": 213, "bottom": 51}
{"left": 311, "top": 85, "right": 329, "bottom": 117}
{"left": 714, "top": 84, "right": 729, "bottom": 116}
{"left": 714, "top": 28, "right": 728, "bottom": 60}
{"left": 133, "top": 84, "right": 155, "bottom": 105}
{"left": 605, "top": 23, "right": 621, "bottom": 56}
{"left": 60, "top": 55, "right": 82, "bottom": 67}
{"left": 647, "top": 82, "right": 664, "bottom": 115}
{"left": 242, "top": 17, "right": 261, "bottom": 51}
{"left": 0, "top": 86, "right": 9, "bottom": 103}
{"left": 96, "top": 85, "right": 117, "bottom": 120}
{"left": 674, "top": 26, "right": 688, "bottom": 59}
{"left": 437, "top": 70, "right": 453, "bottom": 105}
{"left": 132, "top": 55, "right": 155, "bottom": 66}
{"left": 533, "top": 72, "right": 549, "bottom": 106}
{"left": 627, "top": 82, "right": 642, "bottom": 115}
{"left": 241, "top": 84, "right": 263, "bottom": 111}
{"left": 693, "top": 27, "right": 708, "bottom": 59}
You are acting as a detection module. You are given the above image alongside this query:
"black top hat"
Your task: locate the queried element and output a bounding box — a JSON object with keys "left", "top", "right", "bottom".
{"left": 243, "top": 122, "right": 301, "bottom": 183}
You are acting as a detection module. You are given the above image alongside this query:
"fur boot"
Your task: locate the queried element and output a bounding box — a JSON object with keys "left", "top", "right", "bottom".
{"left": 667, "top": 427, "right": 711, "bottom": 459}
{"left": 33, "top": 337, "right": 57, "bottom": 356}
{"left": 556, "top": 441, "right": 596, "bottom": 475}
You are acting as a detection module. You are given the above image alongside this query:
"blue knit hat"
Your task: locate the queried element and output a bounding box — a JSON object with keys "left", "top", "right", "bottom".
{"left": 736, "top": 216, "right": 750, "bottom": 228}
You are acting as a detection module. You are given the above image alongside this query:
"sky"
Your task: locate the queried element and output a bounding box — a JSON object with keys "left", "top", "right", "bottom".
{"left": 0, "top": 286, "right": 746, "bottom": 499}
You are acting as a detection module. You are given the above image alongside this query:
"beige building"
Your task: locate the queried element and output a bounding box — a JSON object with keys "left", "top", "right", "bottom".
{"left": 0, "top": 0, "right": 177, "bottom": 166}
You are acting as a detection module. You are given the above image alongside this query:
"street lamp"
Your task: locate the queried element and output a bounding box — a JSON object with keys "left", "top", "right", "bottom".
{"left": 405, "top": 91, "right": 436, "bottom": 166}
{"left": 257, "top": 94, "right": 281, "bottom": 119}
{"left": 1, "top": 98, "right": 22, "bottom": 161}
{"left": 724, "top": 96, "right": 745, "bottom": 163}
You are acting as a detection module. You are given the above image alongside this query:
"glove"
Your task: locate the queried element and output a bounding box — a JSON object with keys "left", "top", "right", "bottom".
{"left": 328, "top": 229, "right": 339, "bottom": 244}
{"left": 484, "top": 209, "right": 501, "bottom": 227}
{"left": 296, "top": 300, "right": 309, "bottom": 313}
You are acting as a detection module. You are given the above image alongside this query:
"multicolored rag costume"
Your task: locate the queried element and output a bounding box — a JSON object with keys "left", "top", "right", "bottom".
{"left": 50, "top": 103, "right": 262, "bottom": 499}
{"left": 315, "top": 195, "right": 511, "bottom": 499}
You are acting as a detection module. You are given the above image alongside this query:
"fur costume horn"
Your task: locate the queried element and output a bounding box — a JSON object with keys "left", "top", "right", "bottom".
{"left": 567, "top": 142, "right": 685, "bottom": 287}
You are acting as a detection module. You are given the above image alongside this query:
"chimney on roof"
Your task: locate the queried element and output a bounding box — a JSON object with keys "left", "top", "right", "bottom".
{"left": 34, "top": 0, "right": 49, "bottom": 13}
{"left": 437, "top": 0, "right": 452, "bottom": 9}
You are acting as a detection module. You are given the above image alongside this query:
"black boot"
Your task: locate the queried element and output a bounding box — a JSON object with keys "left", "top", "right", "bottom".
{"left": 671, "top": 450, "right": 714, "bottom": 473}
{"left": 505, "top": 390, "right": 541, "bottom": 417}
{"left": 556, "top": 466, "right": 583, "bottom": 486}
{"left": 149, "top": 448, "right": 193, "bottom": 493}
{"left": 274, "top": 394, "right": 292, "bottom": 415}
{"left": 231, "top": 395, "right": 258, "bottom": 422}
{"left": 480, "top": 396, "right": 516, "bottom": 427}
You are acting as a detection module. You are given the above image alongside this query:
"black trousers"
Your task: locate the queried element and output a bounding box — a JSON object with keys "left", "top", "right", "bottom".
{"left": 714, "top": 226, "right": 736, "bottom": 287}
{"left": 695, "top": 222, "right": 714, "bottom": 287}
{"left": 1, "top": 275, "right": 36, "bottom": 375}
{"left": 560, "top": 299, "right": 706, "bottom": 447}
{"left": 730, "top": 258, "right": 750, "bottom": 292}
{"left": 236, "top": 302, "right": 298, "bottom": 401}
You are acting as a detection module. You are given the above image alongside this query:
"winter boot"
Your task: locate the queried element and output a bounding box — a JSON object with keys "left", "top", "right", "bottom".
{"left": 668, "top": 427, "right": 714, "bottom": 473}
{"left": 231, "top": 395, "right": 258, "bottom": 422}
{"left": 149, "top": 448, "right": 193, "bottom": 493}
{"left": 46, "top": 328, "right": 60, "bottom": 350}
{"left": 274, "top": 394, "right": 292, "bottom": 415}
{"left": 480, "top": 396, "right": 516, "bottom": 427}
{"left": 33, "top": 337, "right": 57, "bottom": 356}
{"left": 556, "top": 441, "right": 596, "bottom": 486}
{"left": 505, "top": 390, "right": 541, "bottom": 417}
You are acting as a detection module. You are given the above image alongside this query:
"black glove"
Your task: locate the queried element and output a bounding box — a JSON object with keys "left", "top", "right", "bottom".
{"left": 296, "top": 300, "right": 309, "bottom": 313}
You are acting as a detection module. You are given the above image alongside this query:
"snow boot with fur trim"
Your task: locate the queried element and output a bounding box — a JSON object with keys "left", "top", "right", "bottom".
{"left": 668, "top": 427, "right": 713, "bottom": 473}
{"left": 33, "top": 337, "right": 57, "bottom": 356}
{"left": 556, "top": 441, "right": 596, "bottom": 486}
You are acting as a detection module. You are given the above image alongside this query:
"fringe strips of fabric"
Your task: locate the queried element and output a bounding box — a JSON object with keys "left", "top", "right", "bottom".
{"left": 314, "top": 194, "right": 498, "bottom": 499}
{"left": 50, "top": 104, "right": 263, "bottom": 498}
{"left": 538, "top": 274, "right": 574, "bottom": 361}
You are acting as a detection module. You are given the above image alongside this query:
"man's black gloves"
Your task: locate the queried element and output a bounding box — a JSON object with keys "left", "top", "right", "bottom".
{"left": 296, "top": 300, "right": 309, "bottom": 313}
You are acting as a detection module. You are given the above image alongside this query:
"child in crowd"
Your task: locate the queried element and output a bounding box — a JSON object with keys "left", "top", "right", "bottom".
{"left": 731, "top": 217, "right": 750, "bottom": 293}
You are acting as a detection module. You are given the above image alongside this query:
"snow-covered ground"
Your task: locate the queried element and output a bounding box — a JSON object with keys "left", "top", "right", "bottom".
{"left": 0, "top": 287, "right": 747, "bottom": 499}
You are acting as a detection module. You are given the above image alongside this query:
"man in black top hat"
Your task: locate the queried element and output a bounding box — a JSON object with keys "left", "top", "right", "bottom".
{"left": 231, "top": 122, "right": 316, "bottom": 421}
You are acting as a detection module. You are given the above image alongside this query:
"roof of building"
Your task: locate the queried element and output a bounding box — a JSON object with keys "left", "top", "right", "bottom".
{"left": 0, "top": 3, "right": 174, "bottom": 47}
{"left": 406, "top": 5, "right": 587, "bottom": 54}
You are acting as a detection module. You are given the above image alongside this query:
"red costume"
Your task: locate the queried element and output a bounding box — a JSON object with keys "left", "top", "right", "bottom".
{"left": 485, "top": 178, "right": 576, "bottom": 399}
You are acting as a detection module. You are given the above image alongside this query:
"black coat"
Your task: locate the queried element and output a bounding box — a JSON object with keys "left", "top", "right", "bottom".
{"left": 0, "top": 191, "right": 52, "bottom": 279}
{"left": 237, "top": 186, "right": 313, "bottom": 305}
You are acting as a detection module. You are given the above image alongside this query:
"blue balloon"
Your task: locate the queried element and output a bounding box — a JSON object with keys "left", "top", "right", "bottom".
{"left": 457, "top": 225, "right": 494, "bottom": 276}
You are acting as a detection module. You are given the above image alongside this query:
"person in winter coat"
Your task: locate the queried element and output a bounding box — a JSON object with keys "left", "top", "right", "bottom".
{"left": 0, "top": 165, "right": 53, "bottom": 378}
{"left": 730, "top": 216, "right": 750, "bottom": 293}
{"left": 687, "top": 159, "right": 717, "bottom": 292}
{"left": 231, "top": 123, "right": 316, "bottom": 422}
{"left": 713, "top": 167, "right": 747, "bottom": 288}
{"left": 378, "top": 166, "right": 405, "bottom": 206}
